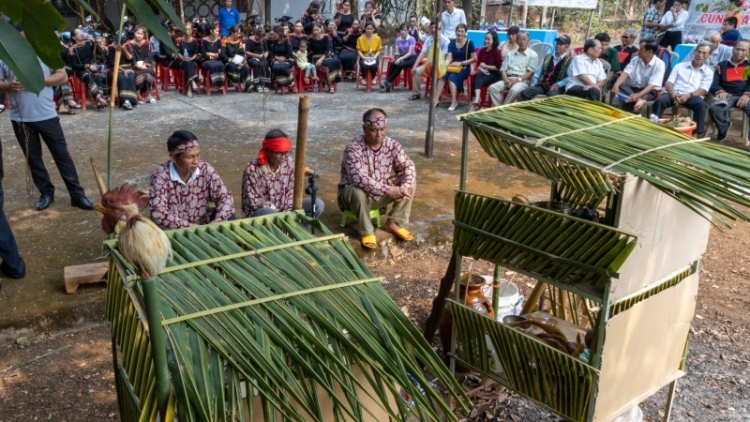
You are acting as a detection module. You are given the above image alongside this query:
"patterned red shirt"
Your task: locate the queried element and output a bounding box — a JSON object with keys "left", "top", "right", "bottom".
{"left": 338, "top": 135, "right": 416, "bottom": 210}
{"left": 149, "top": 161, "right": 234, "bottom": 229}
{"left": 241, "top": 156, "right": 295, "bottom": 217}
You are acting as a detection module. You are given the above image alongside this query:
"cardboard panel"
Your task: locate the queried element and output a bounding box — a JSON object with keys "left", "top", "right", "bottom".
{"left": 593, "top": 273, "right": 699, "bottom": 422}
{"left": 612, "top": 178, "right": 710, "bottom": 300}
{"left": 244, "top": 364, "right": 402, "bottom": 421}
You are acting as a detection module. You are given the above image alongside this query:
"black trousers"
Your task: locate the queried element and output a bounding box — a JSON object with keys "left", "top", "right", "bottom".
{"left": 0, "top": 142, "right": 25, "bottom": 278}
{"left": 473, "top": 71, "right": 502, "bottom": 90}
{"left": 565, "top": 85, "right": 602, "bottom": 101}
{"left": 653, "top": 92, "right": 707, "bottom": 134}
{"left": 617, "top": 85, "right": 658, "bottom": 112}
{"left": 386, "top": 57, "right": 416, "bottom": 84}
{"left": 518, "top": 83, "right": 565, "bottom": 101}
{"left": 11, "top": 118, "right": 86, "bottom": 200}
{"left": 660, "top": 31, "right": 682, "bottom": 51}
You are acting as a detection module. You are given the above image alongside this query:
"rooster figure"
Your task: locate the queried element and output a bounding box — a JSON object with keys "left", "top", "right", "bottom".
{"left": 95, "top": 183, "right": 172, "bottom": 280}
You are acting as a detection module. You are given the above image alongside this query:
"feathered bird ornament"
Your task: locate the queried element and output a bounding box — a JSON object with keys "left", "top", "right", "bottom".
{"left": 92, "top": 160, "right": 172, "bottom": 280}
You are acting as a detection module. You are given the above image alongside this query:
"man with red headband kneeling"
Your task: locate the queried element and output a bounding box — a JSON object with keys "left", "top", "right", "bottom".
{"left": 339, "top": 108, "right": 416, "bottom": 249}
{"left": 241, "top": 129, "right": 325, "bottom": 218}
{"left": 149, "top": 130, "right": 235, "bottom": 229}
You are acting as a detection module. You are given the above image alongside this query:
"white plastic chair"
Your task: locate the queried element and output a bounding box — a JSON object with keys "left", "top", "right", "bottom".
{"left": 530, "top": 42, "right": 554, "bottom": 60}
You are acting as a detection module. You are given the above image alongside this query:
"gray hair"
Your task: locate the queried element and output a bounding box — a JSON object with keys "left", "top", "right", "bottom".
{"left": 703, "top": 30, "right": 721, "bottom": 41}
{"left": 696, "top": 40, "right": 716, "bottom": 54}
{"left": 517, "top": 30, "right": 530, "bottom": 39}
{"left": 625, "top": 28, "right": 637, "bottom": 38}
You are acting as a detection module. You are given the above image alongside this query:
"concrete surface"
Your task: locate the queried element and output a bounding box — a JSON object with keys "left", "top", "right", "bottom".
{"left": 4, "top": 79, "right": 745, "bottom": 340}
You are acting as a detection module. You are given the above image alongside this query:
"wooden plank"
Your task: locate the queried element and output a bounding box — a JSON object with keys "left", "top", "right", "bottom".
{"left": 64, "top": 262, "right": 109, "bottom": 294}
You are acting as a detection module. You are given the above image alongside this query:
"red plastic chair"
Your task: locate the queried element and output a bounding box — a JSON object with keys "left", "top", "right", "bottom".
{"left": 572, "top": 46, "right": 584, "bottom": 56}
{"left": 385, "top": 58, "right": 413, "bottom": 91}
{"left": 295, "top": 66, "right": 324, "bottom": 93}
{"left": 70, "top": 75, "right": 91, "bottom": 110}
{"left": 201, "top": 67, "right": 227, "bottom": 95}
{"left": 356, "top": 59, "right": 382, "bottom": 92}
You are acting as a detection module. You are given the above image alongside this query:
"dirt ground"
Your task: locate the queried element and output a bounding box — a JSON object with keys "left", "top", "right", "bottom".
{"left": 1, "top": 220, "right": 749, "bottom": 421}
{"left": 1, "top": 77, "right": 749, "bottom": 420}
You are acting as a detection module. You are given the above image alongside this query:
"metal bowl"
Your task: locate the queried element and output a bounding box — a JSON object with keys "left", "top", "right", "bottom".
{"left": 530, "top": 201, "right": 574, "bottom": 215}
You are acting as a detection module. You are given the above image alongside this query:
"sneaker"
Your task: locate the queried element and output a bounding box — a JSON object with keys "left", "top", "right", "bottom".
{"left": 122, "top": 100, "right": 133, "bottom": 110}
{"left": 385, "top": 82, "right": 392, "bottom": 93}
{"left": 187, "top": 87, "right": 193, "bottom": 98}
{"left": 717, "top": 122, "right": 731, "bottom": 143}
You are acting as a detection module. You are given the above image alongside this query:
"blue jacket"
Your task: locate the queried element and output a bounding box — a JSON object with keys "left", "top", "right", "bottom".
{"left": 218, "top": 7, "right": 240, "bottom": 36}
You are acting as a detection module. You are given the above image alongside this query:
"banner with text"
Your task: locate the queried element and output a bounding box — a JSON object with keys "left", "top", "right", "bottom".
{"left": 683, "top": 1, "right": 747, "bottom": 43}
{"left": 524, "top": 0, "right": 597, "bottom": 9}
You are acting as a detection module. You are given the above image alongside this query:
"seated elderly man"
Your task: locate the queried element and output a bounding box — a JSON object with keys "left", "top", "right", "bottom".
{"left": 708, "top": 40, "right": 750, "bottom": 142}
{"left": 685, "top": 30, "right": 732, "bottom": 67}
{"left": 615, "top": 29, "right": 639, "bottom": 70}
{"left": 611, "top": 40, "right": 666, "bottom": 113}
{"left": 652, "top": 41, "right": 714, "bottom": 137}
{"left": 149, "top": 130, "right": 235, "bottom": 229}
{"left": 564, "top": 38, "right": 607, "bottom": 101}
{"left": 241, "top": 129, "right": 324, "bottom": 218}
{"left": 488, "top": 31, "right": 539, "bottom": 105}
{"left": 339, "top": 108, "right": 416, "bottom": 250}
{"left": 518, "top": 35, "right": 572, "bottom": 101}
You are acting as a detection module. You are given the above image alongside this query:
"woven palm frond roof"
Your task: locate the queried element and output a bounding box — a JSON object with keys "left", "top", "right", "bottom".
{"left": 459, "top": 96, "right": 750, "bottom": 226}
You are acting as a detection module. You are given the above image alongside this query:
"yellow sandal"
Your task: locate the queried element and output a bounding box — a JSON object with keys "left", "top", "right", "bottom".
{"left": 386, "top": 226, "right": 414, "bottom": 242}
{"left": 361, "top": 233, "right": 377, "bottom": 250}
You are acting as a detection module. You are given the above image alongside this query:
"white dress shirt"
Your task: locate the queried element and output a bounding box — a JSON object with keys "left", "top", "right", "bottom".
{"left": 623, "top": 55, "right": 666, "bottom": 88}
{"left": 667, "top": 61, "right": 714, "bottom": 96}
{"left": 169, "top": 162, "right": 200, "bottom": 185}
{"left": 566, "top": 54, "right": 607, "bottom": 89}
{"left": 661, "top": 9, "right": 689, "bottom": 32}
{"left": 441, "top": 8, "right": 467, "bottom": 40}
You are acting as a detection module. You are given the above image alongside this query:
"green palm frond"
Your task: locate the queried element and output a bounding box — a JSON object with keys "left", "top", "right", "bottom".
{"left": 106, "top": 212, "right": 470, "bottom": 422}
{"left": 453, "top": 191, "right": 638, "bottom": 293}
{"left": 459, "top": 96, "right": 750, "bottom": 227}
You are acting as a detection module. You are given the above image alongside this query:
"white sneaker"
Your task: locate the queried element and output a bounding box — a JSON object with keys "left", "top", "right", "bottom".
{"left": 187, "top": 87, "right": 193, "bottom": 98}
{"left": 122, "top": 100, "right": 133, "bottom": 110}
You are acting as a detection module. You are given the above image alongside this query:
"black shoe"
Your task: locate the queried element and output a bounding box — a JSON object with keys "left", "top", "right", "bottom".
{"left": 36, "top": 195, "right": 54, "bottom": 211}
{"left": 71, "top": 196, "right": 95, "bottom": 210}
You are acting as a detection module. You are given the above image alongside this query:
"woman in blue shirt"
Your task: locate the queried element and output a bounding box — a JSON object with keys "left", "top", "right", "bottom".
{"left": 435, "top": 24, "right": 476, "bottom": 111}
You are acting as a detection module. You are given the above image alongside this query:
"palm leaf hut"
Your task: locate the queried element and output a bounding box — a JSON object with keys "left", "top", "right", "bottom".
{"left": 105, "top": 211, "right": 470, "bottom": 421}
{"left": 447, "top": 96, "right": 750, "bottom": 422}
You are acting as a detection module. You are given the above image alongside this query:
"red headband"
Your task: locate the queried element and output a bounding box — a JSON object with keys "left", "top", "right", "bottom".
{"left": 170, "top": 139, "right": 199, "bottom": 155}
{"left": 258, "top": 137, "right": 292, "bottom": 165}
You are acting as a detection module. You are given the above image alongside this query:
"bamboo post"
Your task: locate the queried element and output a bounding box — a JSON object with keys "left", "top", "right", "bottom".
{"left": 585, "top": 9, "right": 595, "bottom": 39}
{"left": 293, "top": 96, "right": 310, "bottom": 210}
{"left": 491, "top": 265, "right": 502, "bottom": 316}
{"left": 179, "top": 0, "right": 185, "bottom": 23}
{"left": 424, "top": 1, "right": 443, "bottom": 158}
{"left": 142, "top": 277, "right": 170, "bottom": 420}
{"left": 106, "top": 5, "right": 128, "bottom": 191}
{"left": 90, "top": 157, "right": 108, "bottom": 197}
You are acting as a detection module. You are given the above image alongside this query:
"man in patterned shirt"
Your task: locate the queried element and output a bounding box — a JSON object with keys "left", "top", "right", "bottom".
{"left": 149, "top": 130, "right": 234, "bottom": 229}
{"left": 241, "top": 129, "right": 324, "bottom": 218}
{"left": 338, "top": 108, "right": 416, "bottom": 249}
{"left": 641, "top": 0, "right": 665, "bottom": 42}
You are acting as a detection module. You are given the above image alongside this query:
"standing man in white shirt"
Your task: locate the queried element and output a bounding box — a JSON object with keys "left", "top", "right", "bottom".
{"left": 441, "top": 0, "right": 466, "bottom": 40}
{"left": 658, "top": 0, "right": 689, "bottom": 51}
{"left": 652, "top": 41, "right": 714, "bottom": 137}
{"left": 488, "top": 31, "right": 539, "bottom": 105}
{"left": 564, "top": 39, "right": 608, "bottom": 101}
{"left": 611, "top": 40, "right": 666, "bottom": 112}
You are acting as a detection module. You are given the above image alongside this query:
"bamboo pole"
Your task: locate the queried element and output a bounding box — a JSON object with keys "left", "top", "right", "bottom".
{"left": 585, "top": 9, "right": 595, "bottom": 39}
{"left": 90, "top": 157, "right": 108, "bottom": 197}
{"left": 106, "top": 5, "right": 128, "bottom": 191}
{"left": 179, "top": 0, "right": 185, "bottom": 23}
{"left": 424, "top": 1, "right": 443, "bottom": 158}
{"left": 142, "top": 277, "right": 170, "bottom": 420}
{"left": 293, "top": 96, "right": 310, "bottom": 210}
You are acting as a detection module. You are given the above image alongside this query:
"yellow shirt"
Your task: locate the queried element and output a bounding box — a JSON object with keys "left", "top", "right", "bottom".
{"left": 357, "top": 35, "right": 382, "bottom": 55}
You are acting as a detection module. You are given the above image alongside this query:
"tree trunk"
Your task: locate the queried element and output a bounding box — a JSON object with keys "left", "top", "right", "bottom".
{"left": 462, "top": 0, "right": 473, "bottom": 27}
{"left": 264, "top": 0, "right": 271, "bottom": 25}
{"left": 541, "top": 5, "right": 548, "bottom": 27}
{"left": 521, "top": 4, "right": 528, "bottom": 27}
{"left": 351, "top": 0, "right": 359, "bottom": 19}
{"left": 423, "top": 253, "right": 458, "bottom": 343}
